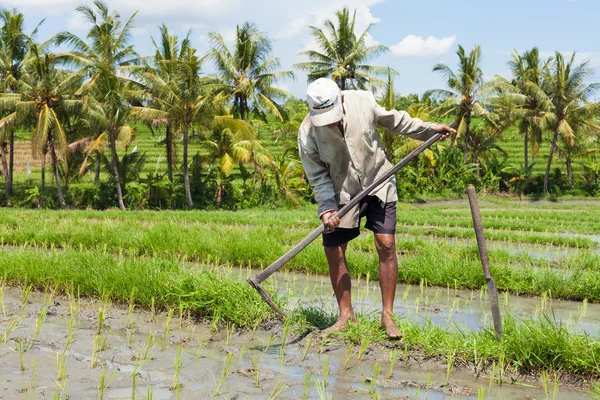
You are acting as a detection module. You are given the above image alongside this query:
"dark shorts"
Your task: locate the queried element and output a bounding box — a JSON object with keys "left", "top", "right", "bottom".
{"left": 322, "top": 196, "right": 396, "bottom": 248}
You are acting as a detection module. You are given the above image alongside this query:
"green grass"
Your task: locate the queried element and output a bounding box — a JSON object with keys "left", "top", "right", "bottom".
{"left": 305, "top": 310, "right": 600, "bottom": 378}
{"left": 0, "top": 201, "right": 599, "bottom": 301}
{"left": 0, "top": 247, "right": 276, "bottom": 328}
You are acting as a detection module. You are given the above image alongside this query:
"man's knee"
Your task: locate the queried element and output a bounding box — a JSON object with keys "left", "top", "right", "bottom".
{"left": 375, "top": 234, "right": 396, "bottom": 258}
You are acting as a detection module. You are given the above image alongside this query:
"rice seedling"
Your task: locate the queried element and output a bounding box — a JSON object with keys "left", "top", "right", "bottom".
{"left": 225, "top": 322, "right": 234, "bottom": 346}
{"left": 237, "top": 346, "right": 246, "bottom": 369}
{"left": 369, "top": 362, "right": 381, "bottom": 391}
{"left": 387, "top": 349, "right": 397, "bottom": 378}
{"left": 162, "top": 308, "right": 174, "bottom": 351}
{"left": 131, "top": 352, "right": 151, "bottom": 400}
{"left": 264, "top": 333, "right": 276, "bottom": 356}
{"left": 344, "top": 343, "right": 354, "bottom": 370}
{"left": 322, "top": 357, "right": 329, "bottom": 387}
{"left": 126, "top": 288, "right": 136, "bottom": 330}
{"left": 55, "top": 351, "right": 67, "bottom": 382}
{"left": 302, "top": 372, "right": 312, "bottom": 399}
{"left": 445, "top": 350, "right": 455, "bottom": 384}
{"left": 312, "top": 375, "right": 330, "bottom": 400}
{"left": 195, "top": 336, "right": 208, "bottom": 360}
{"left": 150, "top": 297, "right": 156, "bottom": 323}
{"left": 578, "top": 298, "right": 588, "bottom": 319}
{"left": 250, "top": 355, "right": 260, "bottom": 387}
{"left": 15, "top": 338, "right": 26, "bottom": 372}
{"left": 171, "top": 345, "right": 183, "bottom": 392}
{"left": 97, "top": 365, "right": 117, "bottom": 400}
{"left": 96, "top": 307, "right": 105, "bottom": 336}
{"left": 268, "top": 380, "right": 289, "bottom": 400}
{"left": 278, "top": 347, "right": 285, "bottom": 374}
{"left": 0, "top": 276, "right": 5, "bottom": 317}
{"left": 477, "top": 387, "right": 485, "bottom": 400}
{"left": 29, "top": 297, "right": 51, "bottom": 349}
{"left": 214, "top": 352, "right": 234, "bottom": 396}
{"left": 358, "top": 337, "right": 370, "bottom": 361}
{"left": 302, "top": 337, "right": 313, "bottom": 361}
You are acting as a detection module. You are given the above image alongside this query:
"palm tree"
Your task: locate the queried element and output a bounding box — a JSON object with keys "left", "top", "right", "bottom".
{"left": 0, "top": 93, "right": 19, "bottom": 204}
{"left": 0, "top": 39, "right": 80, "bottom": 208}
{"left": 146, "top": 24, "right": 191, "bottom": 183}
{"left": 426, "top": 45, "right": 487, "bottom": 163}
{"left": 507, "top": 48, "right": 554, "bottom": 169}
{"left": 294, "top": 7, "right": 391, "bottom": 90}
{"left": 207, "top": 22, "right": 295, "bottom": 120}
{"left": 0, "top": 9, "right": 29, "bottom": 203}
{"left": 55, "top": 0, "right": 142, "bottom": 210}
{"left": 133, "top": 45, "right": 215, "bottom": 207}
{"left": 201, "top": 116, "right": 260, "bottom": 204}
{"left": 270, "top": 154, "right": 305, "bottom": 206}
{"left": 537, "top": 52, "right": 600, "bottom": 193}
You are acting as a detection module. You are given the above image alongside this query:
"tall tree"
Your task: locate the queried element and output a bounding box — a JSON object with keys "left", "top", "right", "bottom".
{"left": 294, "top": 7, "right": 391, "bottom": 90}
{"left": 0, "top": 9, "right": 29, "bottom": 203}
{"left": 133, "top": 45, "right": 215, "bottom": 207}
{"left": 538, "top": 52, "right": 600, "bottom": 193}
{"left": 55, "top": 0, "right": 142, "bottom": 210}
{"left": 426, "top": 45, "right": 486, "bottom": 163}
{"left": 507, "top": 48, "right": 553, "bottom": 169}
{"left": 147, "top": 24, "right": 191, "bottom": 183}
{"left": 208, "top": 22, "right": 294, "bottom": 120}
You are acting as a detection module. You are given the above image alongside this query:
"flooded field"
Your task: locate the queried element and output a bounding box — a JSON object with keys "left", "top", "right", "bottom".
{"left": 0, "top": 279, "right": 595, "bottom": 400}
{"left": 1, "top": 202, "right": 600, "bottom": 398}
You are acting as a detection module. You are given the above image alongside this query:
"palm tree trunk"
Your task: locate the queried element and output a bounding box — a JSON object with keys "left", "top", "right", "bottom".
{"left": 566, "top": 154, "right": 573, "bottom": 189}
{"left": 523, "top": 122, "right": 529, "bottom": 170}
{"left": 49, "top": 137, "right": 66, "bottom": 209}
{"left": 238, "top": 95, "right": 246, "bottom": 120}
{"left": 8, "top": 129, "right": 14, "bottom": 197}
{"left": 109, "top": 132, "right": 126, "bottom": 210}
{"left": 463, "top": 113, "right": 471, "bottom": 164}
{"left": 40, "top": 150, "right": 46, "bottom": 209}
{"left": 1, "top": 143, "right": 10, "bottom": 206}
{"left": 166, "top": 124, "right": 173, "bottom": 182}
{"left": 543, "top": 129, "right": 559, "bottom": 194}
{"left": 183, "top": 126, "right": 193, "bottom": 207}
{"left": 95, "top": 151, "right": 101, "bottom": 183}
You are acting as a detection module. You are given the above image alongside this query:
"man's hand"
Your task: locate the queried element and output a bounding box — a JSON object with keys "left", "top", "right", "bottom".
{"left": 321, "top": 210, "right": 340, "bottom": 232}
{"left": 434, "top": 124, "right": 457, "bottom": 140}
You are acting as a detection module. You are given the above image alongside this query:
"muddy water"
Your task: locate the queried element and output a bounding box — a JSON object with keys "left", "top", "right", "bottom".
{"left": 261, "top": 263, "right": 600, "bottom": 337}
{"left": 0, "top": 286, "right": 593, "bottom": 399}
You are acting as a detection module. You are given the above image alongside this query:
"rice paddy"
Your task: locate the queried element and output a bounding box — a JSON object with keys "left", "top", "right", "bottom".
{"left": 1, "top": 198, "right": 600, "bottom": 398}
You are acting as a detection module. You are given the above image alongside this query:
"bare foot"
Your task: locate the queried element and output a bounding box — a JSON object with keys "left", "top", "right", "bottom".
{"left": 322, "top": 316, "right": 357, "bottom": 335}
{"left": 381, "top": 314, "right": 403, "bottom": 340}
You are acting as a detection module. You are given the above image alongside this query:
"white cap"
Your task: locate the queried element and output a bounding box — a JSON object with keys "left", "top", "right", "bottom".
{"left": 306, "top": 78, "right": 343, "bottom": 127}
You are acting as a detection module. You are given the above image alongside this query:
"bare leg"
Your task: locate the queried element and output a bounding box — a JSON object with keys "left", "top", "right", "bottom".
{"left": 374, "top": 233, "right": 402, "bottom": 339}
{"left": 323, "top": 243, "right": 356, "bottom": 333}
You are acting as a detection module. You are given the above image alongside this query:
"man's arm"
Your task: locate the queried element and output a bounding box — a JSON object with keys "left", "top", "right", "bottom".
{"left": 298, "top": 130, "right": 338, "bottom": 223}
{"left": 370, "top": 92, "right": 455, "bottom": 140}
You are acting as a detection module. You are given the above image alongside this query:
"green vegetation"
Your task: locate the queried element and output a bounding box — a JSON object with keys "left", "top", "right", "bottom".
{"left": 0, "top": 4, "right": 598, "bottom": 210}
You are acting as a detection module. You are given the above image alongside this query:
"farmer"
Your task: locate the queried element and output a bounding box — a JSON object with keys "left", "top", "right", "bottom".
{"left": 298, "top": 78, "right": 455, "bottom": 339}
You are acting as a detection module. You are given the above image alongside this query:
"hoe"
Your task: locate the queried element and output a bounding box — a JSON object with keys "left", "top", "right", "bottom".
{"left": 248, "top": 123, "right": 457, "bottom": 317}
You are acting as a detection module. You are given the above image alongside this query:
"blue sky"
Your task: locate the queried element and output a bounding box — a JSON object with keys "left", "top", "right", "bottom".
{"left": 6, "top": 0, "right": 600, "bottom": 99}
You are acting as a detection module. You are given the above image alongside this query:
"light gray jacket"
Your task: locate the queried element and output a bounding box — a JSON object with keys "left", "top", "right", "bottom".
{"left": 298, "top": 90, "right": 438, "bottom": 229}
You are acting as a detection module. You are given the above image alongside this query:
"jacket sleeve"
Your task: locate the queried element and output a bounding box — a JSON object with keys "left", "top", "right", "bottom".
{"left": 298, "top": 129, "right": 338, "bottom": 218}
{"left": 370, "top": 93, "right": 438, "bottom": 141}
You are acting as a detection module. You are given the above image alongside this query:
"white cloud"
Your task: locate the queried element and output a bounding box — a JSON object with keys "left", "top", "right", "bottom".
{"left": 390, "top": 35, "right": 456, "bottom": 58}
{"left": 5, "top": 0, "right": 240, "bottom": 26}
